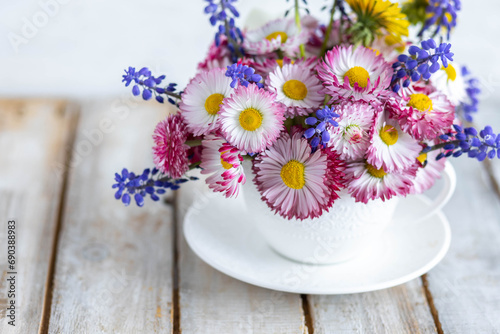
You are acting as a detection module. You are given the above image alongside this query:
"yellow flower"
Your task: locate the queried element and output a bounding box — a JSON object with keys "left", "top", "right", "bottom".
{"left": 401, "top": 0, "right": 429, "bottom": 26}
{"left": 346, "top": 0, "right": 410, "bottom": 45}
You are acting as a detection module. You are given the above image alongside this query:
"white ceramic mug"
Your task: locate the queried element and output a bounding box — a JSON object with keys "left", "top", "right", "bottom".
{"left": 242, "top": 161, "right": 456, "bottom": 265}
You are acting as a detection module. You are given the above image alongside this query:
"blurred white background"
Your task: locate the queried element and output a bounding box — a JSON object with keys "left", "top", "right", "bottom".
{"left": 1, "top": 0, "right": 499, "bottom": 108}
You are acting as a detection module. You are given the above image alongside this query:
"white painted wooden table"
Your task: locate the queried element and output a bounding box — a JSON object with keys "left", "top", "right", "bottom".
{"left": 1, "top": 99, "right": 499, "bottom": 333}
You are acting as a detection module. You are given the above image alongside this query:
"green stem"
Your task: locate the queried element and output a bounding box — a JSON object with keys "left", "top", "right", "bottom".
{"left": 221, "top": 1, "right": 243, "bottom": 59}
{"left": 185, "top": 139, "right": 202, "bottom": 147}
{"left": 189, "top": 161, "right": 201, "bottom": 170}
{"left": 276, "top": 49, "right": 284, "bottom": 59}
{"left": 165, "top": 90, "right": 181, "bottom": 100}
{"left": 422, "top": 140, "right": 461, "bottom": 153}
{"left": 284, "top": 117, "right": 294, "bottom": 132}
{"left": 294, "top": 0, "right": 305, "bottom": 58}
{"left": 324, "top": 94, "right": 331, "bottom": 105}
{"left": 339, "top": 13, "right": 344, "bottom": 44}
{"left": 243, "top": 155, "right": 254, "bottom": 161}
{"left": 320, "top": 0, "right": 337, "bottom": 57}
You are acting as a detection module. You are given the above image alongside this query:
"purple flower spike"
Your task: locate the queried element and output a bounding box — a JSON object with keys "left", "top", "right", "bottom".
{"left": 391, "top": 39, "right": 453, "bottom": 92}
{"left": 122, "top": 67, "right": 180, "bottom": 105}
{"left": 225, "top": 63, "right": 263, "bottom": 89}
{"left": 303, "top": 106, "right": 340, "bottom": 151}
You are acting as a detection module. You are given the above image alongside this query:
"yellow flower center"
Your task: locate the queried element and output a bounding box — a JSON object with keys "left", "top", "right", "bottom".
{"left": 220, "top": 151, "right": 233, "bottom": 170}
{"left": 283, "top": 79, "right": 308, "bottom": 100}
{"left": 379, "top": 125, "right": 399, "bottom": 146}
{"left": 204, "top": 93, "right": 225, "bottom": 115}
{"left": 366, "top": 163, "right": 387, "bottom": 179}
{"left": 408, "top": 93, "right": 433, "bottom": 112}
{"left": 239, "top": 108, "right": 263, "bottom": 131}
{"left": 280, "top": 160, "right": 306, "bottom": 189}
{"left": 344, "top": 66, "right": 370, "bottom": 88}
{"left": 417, "top": 152, "right": 428, "bottom": 166}
{"left": 266, "top": 31, "right": 288, "bottom": 43}
{"left": 442, "top": 64, "right": 457, "bottom": 82}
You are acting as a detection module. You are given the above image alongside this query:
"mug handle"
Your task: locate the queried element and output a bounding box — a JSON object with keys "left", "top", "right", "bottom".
{"left": 399, "top": 161, "right": 456, "bottom": 222}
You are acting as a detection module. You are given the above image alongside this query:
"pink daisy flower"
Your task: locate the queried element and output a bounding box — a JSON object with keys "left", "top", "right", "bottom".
{"left": 411, "top": 147, "right": 446, "bottom": 195}
{"left": 242, "top": 18, "right": 310, "bottom": 57}
{"left": 152, "top": 114, "right": 190, "bottom": 178}
{"left": 367, "top": 110, "right": 421, "bottom": 172}
{"left": 328, "top": 100, "right": 378, "bottom": 161}
{"left": 388, "top": 91, "right": 455, "bottom": 141}
{"left": 266, "top": 63, "right": 324, "bottom": 117}
{"left": 179, "top": 68, "right": 233, "bottom": 136}
{"left": 253, "top": 131, "right": 345, "bottom": 220}
{"left": 200, "top": 135, "right": 246, "bottom": 198}
{"left": 345, "top": 161, "right": 417, "bottom": 203}
{"left": 316, "top": 45, "right": 393, "bottom": 102}
{"left": 218, "top": 83, "right": 285, "bottom": 153}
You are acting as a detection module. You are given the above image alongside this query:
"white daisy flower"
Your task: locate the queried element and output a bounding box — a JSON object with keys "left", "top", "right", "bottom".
{"left": 329, "top": 100, "right": 377, "bottom": 161}
{"left": 243, "top": 18, "right": 309, "bottom": 57}
{"left": 430, "top": 62, "right": 467, "bottom": 106}
{"left": 316, "top": 45, "right": 393, "bottom": 102}
{"left": 267, "top": 63, "right": 324, "bottom": 117}
{"left": 345, "top": 161, "right": 417, "bottom": 204}
{"left": 388, "top": 91, "right": 455, "bottom": 141}
{"left": 410, "top": 147, "right": 446, "bottom": 195}
{"left": 218, "top": 84, "right": 285, "bottom": 153}
{"left": 179, "top": 68, "right": 233, "bottom": 136}
{"left": 253, "top": 131, "right": 345, "bottom": 220}
{"left": 200, "top": 135, "right": 246, "bottom": 198}
{"left": 367, "top": 110, "right": 421, "bottom": 172}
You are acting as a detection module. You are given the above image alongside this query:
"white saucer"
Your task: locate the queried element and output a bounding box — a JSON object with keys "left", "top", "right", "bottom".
{"left": 183, "top": 194, "right": 451, "bottom": 294}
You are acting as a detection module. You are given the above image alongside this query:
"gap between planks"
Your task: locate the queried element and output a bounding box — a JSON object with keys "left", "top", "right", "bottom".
{"left": 419, "top": 115, "right": 500, "bottom": 334}
{"left": 301, "top": 294, "right": 314, "bottom": 334}
{"left": 171, "top": 193, "right": 181, "bottom": 334}
{"left": 421, "top": 274, "right": 444, "bottom": 334}
{"left": 38, "top": 105, "right": 80, "bottom": 334}
{"left": 34, "top": 101, "right": 486, "bottom": 333}
{"left": 420, "top": 152, "right": 500, "bottom": 333}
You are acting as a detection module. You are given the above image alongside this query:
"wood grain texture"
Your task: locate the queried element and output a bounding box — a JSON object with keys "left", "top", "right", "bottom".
{"left": 418, "top": 99, "right": 500, "bottom": 333}
{"left": 309, "top": 279, "right": 437, "bottom": 334}
{"left": 47, "top": 100, "right": 175, "bottom": 333}
{"left": 177, "top": 173, "right": 308, "bottom": 334}
{"left": 423, "top": 159, "right": 500, "bottom": 333}
{"left": 0, "top": 100, "right": 78, "bottom": 334}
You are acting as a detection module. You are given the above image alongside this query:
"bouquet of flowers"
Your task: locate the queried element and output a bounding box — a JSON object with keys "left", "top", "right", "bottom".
{"left": 113, "top": 0, "right": 492, "bottom": 220}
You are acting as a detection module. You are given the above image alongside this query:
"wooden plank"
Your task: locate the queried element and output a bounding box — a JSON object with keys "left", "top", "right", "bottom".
{"left": 0, "top": 100, "right": 78, "bottom": 333}
{"left": 47, "top": 99, "right": 175, "bottom": 333}
{"left": 309, "top": 279, "right": 437, "bottom": 333}
{"left": 478, "top": 100, "right": 500, "bottom": 200}
{"left": 423, "top": 99, "right": 500, "bottom": 332}
{"left": 177, "top": 174, "right": 308, "bottom": 333}
{"left": 307, "top": 101, "right": 500, "bottom": 333}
